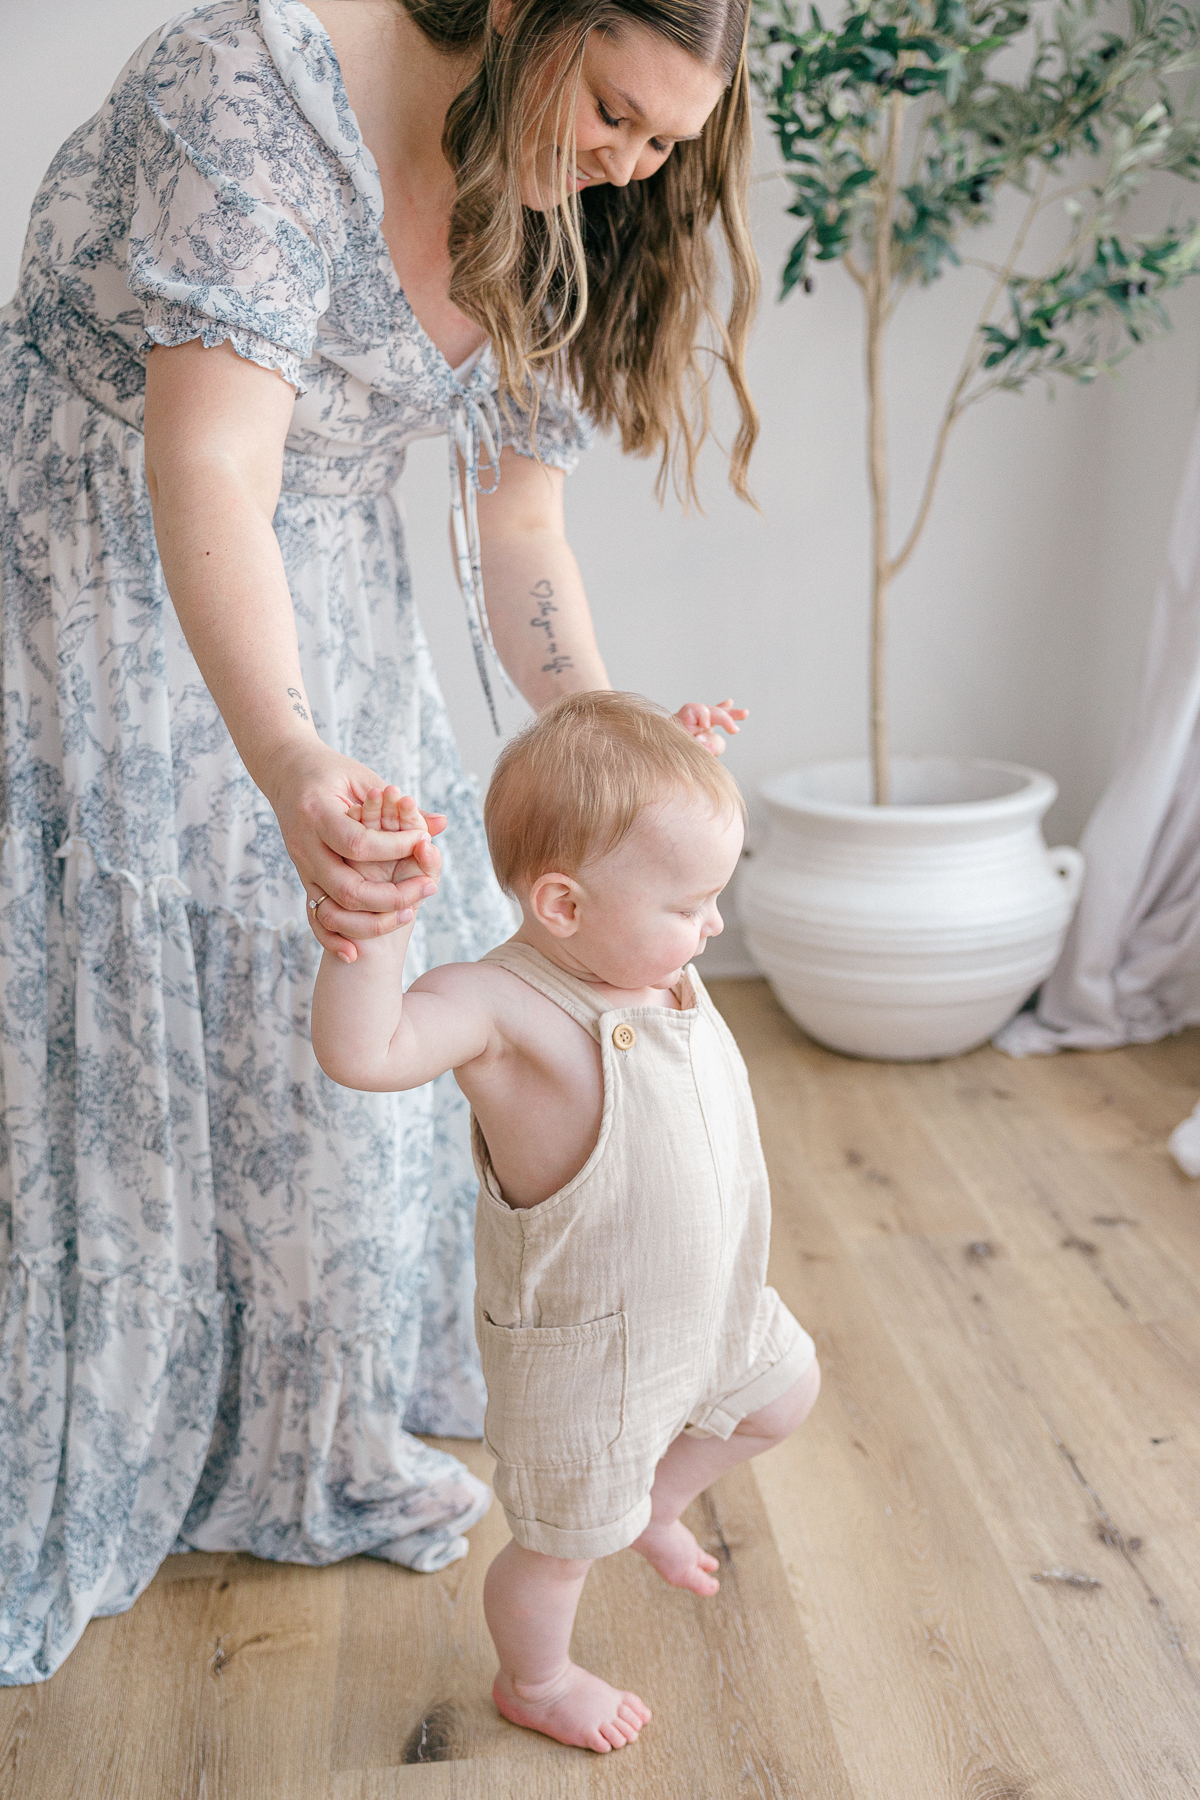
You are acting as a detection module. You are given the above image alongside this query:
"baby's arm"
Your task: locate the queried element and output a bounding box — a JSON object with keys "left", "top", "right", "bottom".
{"left": 311, "top": 792, "right": 496, "bottom": 1092}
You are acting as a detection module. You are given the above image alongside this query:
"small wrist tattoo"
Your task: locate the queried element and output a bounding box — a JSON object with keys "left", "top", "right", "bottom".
{"left": 287, "top": 686, "right": 310, "bottom": 721}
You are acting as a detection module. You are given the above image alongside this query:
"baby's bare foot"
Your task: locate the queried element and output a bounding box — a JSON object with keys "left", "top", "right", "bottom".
{"left": 493, "top": 1665, "right": 651, "bottom": 1754}
{"left": 631, "top": 1519, "right": 721, "bottom": 1596}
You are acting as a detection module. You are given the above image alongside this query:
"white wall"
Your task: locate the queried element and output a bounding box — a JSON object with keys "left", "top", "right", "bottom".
{"left": 5, "top": 0, "right": 1198, "bottom": 973}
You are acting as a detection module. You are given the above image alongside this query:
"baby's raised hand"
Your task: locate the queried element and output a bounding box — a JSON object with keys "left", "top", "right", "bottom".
{"left": 674, "top": 698, "right": 748, "bottom": 757}
{"left": 350, "top": 787, "right": 443, "bottom": 888}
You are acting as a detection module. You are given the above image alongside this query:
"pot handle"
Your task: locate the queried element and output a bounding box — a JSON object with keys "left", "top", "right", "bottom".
{"left": 1048, "top": 845, "right": 1085, "bottom": 906}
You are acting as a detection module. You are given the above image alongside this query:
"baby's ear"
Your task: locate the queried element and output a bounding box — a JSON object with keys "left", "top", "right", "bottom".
{"left": 528, "top": 872, "right": 579, "bottom": 937}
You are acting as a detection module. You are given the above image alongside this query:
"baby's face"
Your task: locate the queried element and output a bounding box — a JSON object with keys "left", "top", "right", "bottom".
{"left": 571, "top": 792, "right": 745, "bottom": 992}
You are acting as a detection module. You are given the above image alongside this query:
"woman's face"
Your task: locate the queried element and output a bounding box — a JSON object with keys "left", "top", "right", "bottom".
{"left": 520, "top": 21, "right": 727, "bottom": 210}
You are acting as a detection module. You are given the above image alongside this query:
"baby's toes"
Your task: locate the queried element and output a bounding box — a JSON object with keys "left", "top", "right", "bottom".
{"left": 699, "top": 1550, "right": 720, "bottom": 1573}
{"left": 600, "top": 1719, "right": 633, "bottom": 1749}
{"left": 622, "top": 1693, "right": 652, "bottom": 1724}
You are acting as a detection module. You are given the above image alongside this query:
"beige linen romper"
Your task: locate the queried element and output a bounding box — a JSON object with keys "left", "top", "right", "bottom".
{"left": 472, "top": 942, "right": 815, "bottom": 1560}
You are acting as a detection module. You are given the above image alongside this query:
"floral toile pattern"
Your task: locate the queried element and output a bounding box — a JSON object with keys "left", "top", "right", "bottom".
{"left": 0, "top": 0, "right": 592, "bottom": 1685}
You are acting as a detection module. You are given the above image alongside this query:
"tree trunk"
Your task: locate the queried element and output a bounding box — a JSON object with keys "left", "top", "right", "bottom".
{"left": 866, "top": 270, "right": 890, "bottom": 806}
{"left": 866, "top": 95, "right": 902, "bottom": 806}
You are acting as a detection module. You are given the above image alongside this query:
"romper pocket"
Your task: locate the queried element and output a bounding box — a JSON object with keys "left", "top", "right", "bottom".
{"left": 478, "top": 1311, "right": 628, "bottom": 1469}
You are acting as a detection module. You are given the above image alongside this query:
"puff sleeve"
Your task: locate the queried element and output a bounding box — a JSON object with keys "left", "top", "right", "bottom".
{"left": 504, "top": 372, "right": 597, "bottom": 476}
{"left": 127, "top": 13, "right": 345, "bottom": 393}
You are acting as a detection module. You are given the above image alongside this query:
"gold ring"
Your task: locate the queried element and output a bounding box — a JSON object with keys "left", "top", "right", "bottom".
{"left": 308, "top": 892, "right": 327, "bottom": 916}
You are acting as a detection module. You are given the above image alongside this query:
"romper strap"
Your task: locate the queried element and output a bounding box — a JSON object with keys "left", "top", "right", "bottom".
{"left": 479, "top": 942, "right": 608, "bottom": 1041}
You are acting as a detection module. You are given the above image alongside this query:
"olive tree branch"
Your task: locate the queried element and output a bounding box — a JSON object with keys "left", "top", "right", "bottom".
{"left": 890, "top": 163, "right": 1048, "bottom": 580}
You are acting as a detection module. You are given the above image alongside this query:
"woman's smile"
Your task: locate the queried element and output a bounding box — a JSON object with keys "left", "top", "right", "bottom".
{"left": 523, "top": 23, "right": 725, "bottom": 209}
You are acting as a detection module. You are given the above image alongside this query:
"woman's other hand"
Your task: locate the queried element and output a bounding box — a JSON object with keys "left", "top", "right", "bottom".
{"left": 675, "top": 699, "right": 748, "bottom": 756}
{"left": 264, "top": 738, "right": 445, "bottom": 962}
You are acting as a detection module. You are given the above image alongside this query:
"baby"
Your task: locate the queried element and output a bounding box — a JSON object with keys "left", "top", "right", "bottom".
{"left": 310, "top": 692, "right": 819, "bottom": 1754}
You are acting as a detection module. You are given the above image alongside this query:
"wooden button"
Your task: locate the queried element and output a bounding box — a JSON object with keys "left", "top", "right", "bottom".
{"left": 612, "top": 1023, "right": 636, "bottom": 1051}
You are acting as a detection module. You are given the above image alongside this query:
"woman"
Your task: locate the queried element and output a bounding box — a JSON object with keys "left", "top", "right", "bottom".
{"left": 0, "top": 0, "right": 758, "bottom": 1683}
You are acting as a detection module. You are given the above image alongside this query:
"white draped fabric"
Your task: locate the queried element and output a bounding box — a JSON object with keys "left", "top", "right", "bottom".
{"left": 996, "top": 412, "right": 1200, "bottom": 1061}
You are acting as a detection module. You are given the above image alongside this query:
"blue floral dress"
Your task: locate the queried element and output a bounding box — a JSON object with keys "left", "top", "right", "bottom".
{"left": 0, "top": 0, "right": 591, "bottom": 1684}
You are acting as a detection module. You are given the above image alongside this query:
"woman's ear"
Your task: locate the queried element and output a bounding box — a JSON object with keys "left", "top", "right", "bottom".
{"left": 528, "top": 871, "right": 580, "bottom": 937}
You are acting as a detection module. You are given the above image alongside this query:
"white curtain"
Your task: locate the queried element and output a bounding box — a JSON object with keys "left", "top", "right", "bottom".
{"left": 996, "top": 411, "right": 1200, "bottom": 1059}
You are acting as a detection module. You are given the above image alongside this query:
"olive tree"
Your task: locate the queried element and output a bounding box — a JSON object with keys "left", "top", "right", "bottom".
{"left": 751, "top": 0, "right": 1200, "bottom": 801}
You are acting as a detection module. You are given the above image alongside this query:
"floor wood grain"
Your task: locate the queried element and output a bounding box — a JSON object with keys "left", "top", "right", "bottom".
{"left": 2, "top": 980, "right": 1197, "bottom": 1799}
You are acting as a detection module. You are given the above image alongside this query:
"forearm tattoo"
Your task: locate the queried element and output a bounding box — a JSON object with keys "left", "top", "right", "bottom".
{"left": 287, "top": 686, "right": 310, "bottom": 721}
{"left": 528, "top": 579, "right": 575, "bottom": 678}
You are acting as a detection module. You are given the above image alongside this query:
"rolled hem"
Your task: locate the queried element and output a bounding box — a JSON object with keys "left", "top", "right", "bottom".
{"left": 686, "top": 1325, "right": 817, "bottom": 1442}
{"left": 502, "top": 1492, "right": 652, "bottom": 1560}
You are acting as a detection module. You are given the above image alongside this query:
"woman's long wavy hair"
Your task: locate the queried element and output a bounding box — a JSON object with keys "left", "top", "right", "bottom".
{"left": 403, "top": 0, "right": 759, "bottom": 501}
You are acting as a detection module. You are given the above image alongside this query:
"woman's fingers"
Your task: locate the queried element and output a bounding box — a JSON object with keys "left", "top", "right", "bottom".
{"left": 411, "top": 834, "right": 442, "bottom": 880}
{"left": 305, "top": 892, "right": 395, "bottom": 963}
{"left": 337, "top": 864, "right": 436, "bottom": 915}
{"left": 300, "top": 779, "right": 447, "bottom": 865}
{"left": 317, "top": 872, "right": 433, "bottom": 942}
{"left": 312, "top": 898, "right": 412, "bottom": 948}
{"left": 303, "top": 838, "right": 413, "bottom": 915}
{"left": 328, "top": 811, "right": 432, "bottom": 867}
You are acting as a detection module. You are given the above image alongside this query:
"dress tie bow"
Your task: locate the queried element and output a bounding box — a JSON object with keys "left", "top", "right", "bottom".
{"left": 447, "top": 389, "right": 514, "bottom": 734}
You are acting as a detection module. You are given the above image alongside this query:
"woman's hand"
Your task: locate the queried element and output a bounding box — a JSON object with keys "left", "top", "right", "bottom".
{"left": 262, "top": 739, "right": 445, "bottom": 962}
{"left": 675, "top": 699, "right": 748, "bottom": 756}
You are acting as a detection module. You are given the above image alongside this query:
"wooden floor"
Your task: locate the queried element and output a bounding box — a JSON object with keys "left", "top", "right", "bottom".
{"left": 3, "top": 979, "right": 1198, "bottom": 1800}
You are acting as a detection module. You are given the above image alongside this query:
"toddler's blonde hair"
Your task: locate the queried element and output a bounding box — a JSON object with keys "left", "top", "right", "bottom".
{"left": 485, "top": 691, "right": 746, "bottom": 895}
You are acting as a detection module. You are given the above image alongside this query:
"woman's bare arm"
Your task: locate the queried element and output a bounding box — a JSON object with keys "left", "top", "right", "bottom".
{"left": 144, "top": 339, "right": 440, "bottom": 953}
{"left": 475, "top": 449, "right": 748, "bottom": 751}
{"left": 475, "top": 449, "right": 610, "bottom": 708}
{"left": 145, "top": 340, "right": 310, "bottom": 783}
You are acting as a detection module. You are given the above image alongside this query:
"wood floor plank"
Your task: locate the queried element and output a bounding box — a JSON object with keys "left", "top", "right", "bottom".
{"left": 709, "top": 980, "right": 1134, "bottom": 1800}
{"left": 0, "top": 1593, "right": 207, "bottom": 1800}
{"left": 1071, "top": 1317, "right": 1200, "bottom": 1524}
{"left": 569, "top": 1466, "right": 854, "bottom": 1799}
{"left": 1101, "top": 1142, "right": 1200, "bottom": 1283}
{"left": 848, "top": 1230, "right": 1200, "bottom": 1796}
{"left": 1038, "top": 1038, "right": 1200, "bottom": 1145}
{"left": 0, "top": 1553, "right": 346, "bottom": 1800}
{"left": 330, "top": 1441, "right": 517, "bottom": 1774}
{"left": 999, "top": 1047, "right": 1168, "bottom": 1154}
{"left": 997, "top": 1040, "right": 1200, "bottom": 1279}
{"left": 333, "top": 1446, "right": 852, "bottom": 1798}
{"left": 329, "top": 1760, "right": 594, "bottom": 1798}
{"left": 764, "top": 1052, "right": 993, "bottom": 1243}
{"left": 894, "top": 1055, "right": 1200, "bottom": 1324}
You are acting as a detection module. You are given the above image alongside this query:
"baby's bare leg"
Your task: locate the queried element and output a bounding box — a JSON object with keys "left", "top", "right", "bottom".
{"left": 484, "top": 1540, "right": 652, "bottom": 1753}
{"left": 633, "top": 1359, "right": 821, "bottom": 1596}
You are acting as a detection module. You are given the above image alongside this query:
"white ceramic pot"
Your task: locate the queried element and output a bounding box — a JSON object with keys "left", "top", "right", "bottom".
{"left": 738, "top": 758, "right": 1084, "bottom": 1061}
